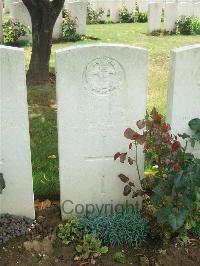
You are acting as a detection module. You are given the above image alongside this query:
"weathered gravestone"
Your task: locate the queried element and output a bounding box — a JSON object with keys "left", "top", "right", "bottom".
{"left": 164, "top": 2, "right": 177, "bottom": 33}
{"left": 56, "top": 44, "right": 148, "bottom": 219}
{"left": 65, "top": 1, "right": 87, "bottom": 35}
{"left": 167, "top": 44, "right": 200, "bottom": 158}
{"left": 148, "top": 2, "right": 162, "bottom": 34}
{"left": 193, "top": 2, "right": 200, "bottom": 18}
{"left": 177, "top": 2, "right": 193, "bottom": 17}
{"left": 0, "top": 46, "right": 34, "bottom": 218}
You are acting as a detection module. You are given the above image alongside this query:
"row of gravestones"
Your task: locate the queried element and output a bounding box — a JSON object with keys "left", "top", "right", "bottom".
{"left": 148, "top": 2, "right": 200, "bottom": 34}
{"left": 1, "top": 0, "right": 87, "bottom": 41}
{"left": 0, "top": 43, "right": 199, "bottom": 220}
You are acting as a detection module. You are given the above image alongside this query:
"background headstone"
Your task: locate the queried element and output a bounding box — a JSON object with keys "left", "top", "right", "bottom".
{"left": 193, "top": 2, "right": 200, "bottom": 18}
{"left": 56, "top": 44, "right": 148, "bottom": 219}
{"left": 0, "top": 46, "right": 34, "bottom": 218}
{"left": 164, "top": 2, "right": 177, "bottom": 32}
{"left": 65, "top": 1, "right": 87, "bottom": 35}
{"left": 177, "top": 2, "right": 193, "bottom": 17}
{"left": 167, "top": 44, "right": 200, "bottom": 158}
{"left": 148, "top": 2, "right": 162, "bottom": 34}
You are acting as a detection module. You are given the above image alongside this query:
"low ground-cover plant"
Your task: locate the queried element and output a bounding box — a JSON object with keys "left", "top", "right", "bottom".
{"left": 57, "top": 216, "right": 108, "bottom": 262}
{"left": 62, "top": 10, "right": 81, "bottom": 42}
{"left": 57, "top": 216, "right": 82, "bottom": 245}
{"left": 176, "top": 16, "right": 200, "bottom": 35}
{"left": 3, "top": 19, "right": 30, "bottom": 46}
{"left": 75, "top": 234, "right": 108, "bottom": 261}
{"left": 87, "top": 4, "right": 104, "bottom": 24}
{"left": 0, "top": 214, "right": 33, "bottom": 245}
{"left": 115, "top": 108, "right": 200, "bottom": 242}
{"left": 80, "top": 210, "right": 147, "bottom": 246}
{"left": 113, "top": 251, "right": 127, "bottom": 264}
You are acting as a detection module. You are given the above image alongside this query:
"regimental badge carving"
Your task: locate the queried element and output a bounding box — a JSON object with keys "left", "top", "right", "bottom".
{"left": 83, "top": 57, "right": 125, "bottom": 96}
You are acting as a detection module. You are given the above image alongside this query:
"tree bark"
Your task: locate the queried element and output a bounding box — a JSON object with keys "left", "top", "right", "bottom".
{"left": 22, "top": 0, "right": 64, "bottom": 83}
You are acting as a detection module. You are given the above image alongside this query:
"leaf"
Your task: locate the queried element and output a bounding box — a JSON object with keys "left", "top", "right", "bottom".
{"left": 128, "top": 157, "right": 134, "bottom": 165}
{"left": 155, "top": 207, "right": 171, "bottom": 224}
{"left": 124, "top": 128, "right": 139, "bottom": 140}
{"left": 75, "top": 245, "right": 83, "bottom": 253}
{"left": 123, "top": 185, "right": 132, "bottom": 196}
{"left": 188, "top": 118, "right": 200, "bottom": 132}
{"left": 128, "top": 181, "right": 135, "bottom": 187}
{"left": 136, "top": 119, "right": 146, "bottom": 129}
{"left": 114, "top": 152, "right": 121, "bottom": 160}
{"left": 168, "top": 208, "right": 188, "bottom": 231}
{"left": 118, "top": 174, "right": 129, "bottom": 183}
{"left": 0, "top": 173, "right": 5, "bottom": 194}
{"left": 101, "top": 246, "right": 108, "bottom": 254}
{"left": 120, "top": 153, "right": 127, "bottom": 163}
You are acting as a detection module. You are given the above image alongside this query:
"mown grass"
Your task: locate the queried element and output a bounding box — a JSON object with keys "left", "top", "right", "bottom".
{"left": 26, "top": 23, "right": 200, "bottom": 198}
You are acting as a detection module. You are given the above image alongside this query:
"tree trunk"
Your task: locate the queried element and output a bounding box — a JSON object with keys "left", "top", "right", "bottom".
{"left": 22, "top": 0, "right": 64, "bottom": 84}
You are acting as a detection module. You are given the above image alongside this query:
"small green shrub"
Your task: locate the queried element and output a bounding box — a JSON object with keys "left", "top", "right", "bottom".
{"left": 3, "top": 19, "right": 30, "bottom": 46}
{"left": 57, "top": 216, "right": 82, "bottom": 245}
{"left": 176, "top": 16, "right": 193, "bottom": 35}
{"left": 113, "top": 251, "right": 127, "bottom": 264}
{"left": 136, "top": 12, "right": 148, "bottom": 23}
{"left": 119, "top": 5, "right": 134, "bottom": 23}
{"left": 87, "top": 4, "right": 104, "bottom": 24}
{"left": 192, "top": 17, "right": 200, "bottom": 34}
{"left": 75, "top": 234, "right": 108, "bottom": 261}
{"left": 80, "top": 210, "right": 147, "bottom": 246}
{"left": 62, "top": 10, "right": 81, "bottom": 42}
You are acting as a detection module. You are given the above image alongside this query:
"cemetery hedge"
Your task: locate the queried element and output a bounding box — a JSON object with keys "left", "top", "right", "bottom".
{"left": 26, "top": 22, "right": 200, "bottom": 198}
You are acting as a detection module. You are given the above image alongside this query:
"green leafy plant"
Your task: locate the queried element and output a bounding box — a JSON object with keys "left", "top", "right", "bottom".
{"left": 191, "top": 17, "right": 200, "bottom": 34}
{"left": 75, "top": 234, "right": 108, "bottom": 261}
{"left": 113, "top": 251, "right": 127, "bottom": 264}
{"left": 119, "top": 5, "right": 135, "bottom": 23}
{"left": 80, "top": 210, "right": 147, "bottom": 246}
{"left": 87, "top": 4, "right": 104, "bottom": 24}
{"left": 0, "top": 173, "right": 5, "bottom": 194}
{"left": 62, "top": 10, "right": 81, "bottom": 42}
{"left": 3, "top": 19, "right": 30, "bottom": 46}
{"left": 115, "top": 108, "right": 200, "bottom": 241}
{"left": 57, "top": 216, "right": 82, "bottom": 245}
{"left": 176, "top": 16, "right": 193, "bottom": 35}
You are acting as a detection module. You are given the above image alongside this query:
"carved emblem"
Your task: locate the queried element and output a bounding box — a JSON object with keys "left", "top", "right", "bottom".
{"left": 83, "top": 57, "right": 125, "bottom": 96}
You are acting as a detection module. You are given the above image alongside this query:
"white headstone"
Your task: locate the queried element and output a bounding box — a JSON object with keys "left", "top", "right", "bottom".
{"left": 65, "top": 1, "right": 87, "bottom": 35}
{"left": 138, "top": 0, "right": 148, "bottom": 13}
{"left": 56, "top": 44, "right": 148, "bottom": 219}
{"left": 110, "top": 0, "right": 123, "bottom": 22}
{"left": 178, "top": 2, "right": 193, "bottom": 17}
{"left": 193, "top": 2, "right": 200, "bottom": 18}
{"left": 167, "top": 44, "right": 200, "bottom": 158}
{"left": 148, "top": 2, "right": 162, "bottom": 34}
{"left": 164, "top": 3, "right": 177, "bottom": 32}
{"left": 0, "top": 46, "right": 34, "bottom": 218}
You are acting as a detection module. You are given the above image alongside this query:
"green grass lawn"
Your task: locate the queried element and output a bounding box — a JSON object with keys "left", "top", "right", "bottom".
{"left": 27, "top": 23, "right": 200, "bottom": 198}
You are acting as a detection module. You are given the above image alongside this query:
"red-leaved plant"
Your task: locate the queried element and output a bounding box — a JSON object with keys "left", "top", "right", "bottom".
{"left": 114, "top": 107, "right": 200, "bottom": 241}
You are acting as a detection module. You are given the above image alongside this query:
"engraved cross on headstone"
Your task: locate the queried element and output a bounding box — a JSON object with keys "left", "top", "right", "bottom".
{"left": 85, "top": 136, "right": 114, "bottom": 194}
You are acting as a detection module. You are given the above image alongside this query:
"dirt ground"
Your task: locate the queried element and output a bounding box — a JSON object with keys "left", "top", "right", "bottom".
{"left": 1, "top": 206, "right": 200, "bottom": 266}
